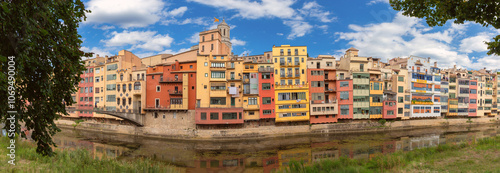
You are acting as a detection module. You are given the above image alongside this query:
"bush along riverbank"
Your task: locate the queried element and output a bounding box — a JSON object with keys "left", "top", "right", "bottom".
{"left": 279, "top": 136, "right": 500, "bottom": 173}
{"left": 0, "top": 137, "right": 180, "bottom": 172}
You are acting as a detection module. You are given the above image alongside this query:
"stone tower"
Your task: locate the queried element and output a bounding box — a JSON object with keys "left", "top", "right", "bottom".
{"left": 217, "top": 19, "right": 231, "bottom": 52}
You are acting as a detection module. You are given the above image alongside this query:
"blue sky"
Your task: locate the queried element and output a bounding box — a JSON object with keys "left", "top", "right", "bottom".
{"left": 78, "top": 0, "right": 500, "bottom": 70}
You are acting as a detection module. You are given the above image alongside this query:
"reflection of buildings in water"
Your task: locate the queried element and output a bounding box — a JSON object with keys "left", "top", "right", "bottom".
{"left": 382, "top": 141, "right": 396, "bottom": 154}
{"left": 368, "top": 144, "right": 384, "bottom": 159}
{"left": 311, "top": 141, "right": 340, "bottom": 162}
{"left": 262, "top": 156, "right": 279, "bottom": 173}
{"left": 409, "top": 135, "right": 440, "bottom": 150}
{"left": 445, "top": 133, "right": 469, "bottom": 145}
{"left": 352, "top": 144, "right": 370, "bottom": 160}
{"left": 190, "top": 157, "right": 246, "bottom": 173}
{"left": 278, "top": 148, "right": 311, "bottom": 167}
{"left": 53, "top": 137, "right": 128, "bottom": 160}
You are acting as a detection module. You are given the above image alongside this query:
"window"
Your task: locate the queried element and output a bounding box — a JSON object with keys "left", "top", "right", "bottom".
{"left": 201, "top": 113, "right": 207, "bottom": 120}
{"left": 340, "top": 105, "right": 349, "bottom": 115}
{"left": 204, "top": 62, "right": 208, "bottom": 66}
{"left": 398, "top": 76, "right": 404, "bottom": 82}
{"left": 398, "top": 108, "right": 403, "bottom": 114}
{"left": 398, "top": 97, "right": 404, "bottom": 103}
{"left": 340, "top": 91, "right": 349, "bottom": 100}
{"left": 262, "top": 73, "right": 271, "bottom": 79}
{"left": 211, "top": 71, "right": 225, "bottom": 78}
{"left": 387, "top": 110, "right": 394, "bottom": 115}
{"left": 340, "top": 81, "right": 349, "bottom": 87}
{"left": 107, "top": 74, "right": 116, "bottom": 81}
{"left": 262, "top": 97, "right": 271, "bottom": 104}
{"left": 156, "top": 86, "right": 160, "bottom": 92}
{"left": 263, "top": 110, "right": 272, "bottom": 114}
{"left": 398, "top": 86, "right": 403, "bottom": 93}
{"left": 210, "top": 97, "right": 226, "bottom": 105}
{"left": 106, "top": 84, "right": 116, "bottom": 91}
{"left": 210, "top": 113, "right": 219, "bottom": 120}
{"left": 106, "top": 95, "right": 116, "bottom": 102}
{"left": 95, "top": 76, "right": 100, "bottom": 82}
{"left": 262, "top": 83, "right": 271, "bottom": 90}
{"left": 222, "top": 113, "right": 237, "bottom": 120}
{"left": 107, "top": 64, "right": 117, "bottom": 71}
{"left": 248, "top": 97, "right": 257, "bottom": 105}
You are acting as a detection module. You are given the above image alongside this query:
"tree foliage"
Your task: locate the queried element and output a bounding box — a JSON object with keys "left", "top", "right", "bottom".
{"left": 390, "top": 0, "right": 500, "bottom": 56}
{"left": 0, "top": 0, "right": 91, "bottom": 156}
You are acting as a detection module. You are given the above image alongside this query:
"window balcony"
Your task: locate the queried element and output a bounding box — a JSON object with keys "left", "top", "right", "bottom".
{"left": 159, "top": 78, "right": 182, "bottom": 83}
{"left": 169, "top": 90, "right": 182, "bottom": 95}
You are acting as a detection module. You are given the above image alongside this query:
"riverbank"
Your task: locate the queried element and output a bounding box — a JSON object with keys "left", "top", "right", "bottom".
{"left": 279, "top": 135, "right": 500, "bottom": 172}
{"left": 0, "top": 137, "right": 180, "bottom": 172}
{"left": 55, "top": 116, "right": 499, "bottom": 141}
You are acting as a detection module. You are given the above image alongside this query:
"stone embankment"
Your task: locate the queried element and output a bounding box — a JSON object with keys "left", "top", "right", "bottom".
{"left": 56, "top": 117, "right": 499, "bottom": 141}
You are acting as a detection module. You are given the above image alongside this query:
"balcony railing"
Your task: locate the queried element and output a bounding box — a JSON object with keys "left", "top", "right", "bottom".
{"left": 159, "top": 78, "right": 182, "bottom": 83}
{"left": 258, "top": 67, "right": 274, "bottom": 72}
{"left": 169, "top": 90, "right": 182, "bottom": 95}
{"left": 325, "top": 88, "right": 336, "bottom": 92}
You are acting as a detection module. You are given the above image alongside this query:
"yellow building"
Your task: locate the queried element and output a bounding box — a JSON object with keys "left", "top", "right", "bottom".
{"left": 272, "top": 45, "right": 309, "bottom": 122}
{"left": 369, "top": 80, "right": 383, "bottom": 119}
{"left": 242, "top": 61, "right": 260, "bottom": 120}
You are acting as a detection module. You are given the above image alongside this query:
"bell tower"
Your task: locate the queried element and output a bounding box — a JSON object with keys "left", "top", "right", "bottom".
{"left": 217, "top": 19, "right": 231, "bottom": 52}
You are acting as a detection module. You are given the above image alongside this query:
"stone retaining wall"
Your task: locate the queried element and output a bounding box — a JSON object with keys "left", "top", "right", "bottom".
{"left": 56, "top": 117, "right": 499, "bottom": 141}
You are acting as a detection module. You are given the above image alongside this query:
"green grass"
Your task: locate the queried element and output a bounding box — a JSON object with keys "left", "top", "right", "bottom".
{"left": 278, "top": 136, "right": 500, "bottom": 173}
{"left": 0, "top": 137, "right": 180, "bottom": 173}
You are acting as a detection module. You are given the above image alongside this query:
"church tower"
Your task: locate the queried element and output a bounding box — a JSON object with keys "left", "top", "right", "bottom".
{"left": 217, "top": 19, "right": 231, "bottom": 52}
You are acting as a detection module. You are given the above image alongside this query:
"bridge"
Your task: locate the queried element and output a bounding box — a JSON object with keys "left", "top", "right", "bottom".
{"left": 67, "top": 106, "right": 144, "bottom": 126}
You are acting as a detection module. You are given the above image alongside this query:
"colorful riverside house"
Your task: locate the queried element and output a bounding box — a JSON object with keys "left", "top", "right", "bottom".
{"left": 405, "top": 56, "right": 441, "bottom": 118}
{"left": 93, "top": 51, "right": 143, "bottom": 120}
{"left": 307, "top": 56, "right": 338, "bottom": 124}
{"left": 257, "top": 62, "right": 275, "bottom": 121}
{"left": 440, "top": 78, "right": 449, "bottom": 117}
{"left": 115, "top": 66, "right": 147, "bottom": 115}
{"left": 485, "top": 74, "right": 494, "bottom": 116}
{"left": 272, "top": 45, "right": 309, "bottom": 123}
{"left": 387, "top": 58, "right": 411, "bottom": 119}
{"left": 76, "top": 58, "right": 96, "bottom": 118}
{"left": 382, "top": 89, "right": 397, "bottom": 119}
{"left": 242, "top": 61, "right": 260, "bottom": 123}
{"left": 144, "top": 51, "right": 198, "bottom": 127}
{"left": 195, "top": 19, "right": 245, "bottom": 127}
{"left": 469, "top": 78, "right": 478, "bottom": 117}
{"left": 494, "top": 72, "right": 500, "bottom": 116}
{"left": 369, "top": 71, "right": 383, "bottom": 119}
{"left": 336, "top": 69, "right": 353, "bottom": 119}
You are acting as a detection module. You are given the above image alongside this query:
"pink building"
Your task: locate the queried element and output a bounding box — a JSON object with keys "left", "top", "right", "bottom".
{"left": 468, "top": 79, "right": 477, "bottom": 117}
{"left": 383, "top": 90, "right": 397, "bottom": 119}
{"left": 78, "top": 63, "right": 94, "bottom": 117}
{"left": 336, "top": 79, "right": 353, "bottom": 119}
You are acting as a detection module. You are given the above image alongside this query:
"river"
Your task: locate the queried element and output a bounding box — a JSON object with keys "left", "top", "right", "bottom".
{"left": 22, "top": 124, "right": 500, "bottom": 172}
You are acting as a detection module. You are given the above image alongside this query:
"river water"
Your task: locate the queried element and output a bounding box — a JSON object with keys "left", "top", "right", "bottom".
{"left": 27, "top": 125, "right": 500, "bottom": 172}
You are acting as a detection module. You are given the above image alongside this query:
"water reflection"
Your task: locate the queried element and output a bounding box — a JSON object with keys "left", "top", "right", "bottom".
{"left": 27, "top": 125, "right": 500, "bottom": 172}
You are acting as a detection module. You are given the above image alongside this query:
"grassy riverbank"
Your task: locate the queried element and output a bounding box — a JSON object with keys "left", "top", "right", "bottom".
{"left": 280, "top": 136, "right": 500, "bottom": 173}
{"left": 0, "top": 137, "right": 180, "bottom": 172}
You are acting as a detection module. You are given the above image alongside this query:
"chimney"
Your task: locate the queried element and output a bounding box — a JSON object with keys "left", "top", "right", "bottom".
{"left": 96, "top": 54, "right": 99, "bottom": 57}
{"left": 453, "top": 65, "right": 456, "bottom": 69}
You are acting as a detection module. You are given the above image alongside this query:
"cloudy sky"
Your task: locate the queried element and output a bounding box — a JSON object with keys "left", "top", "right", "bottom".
{"left": 78, "top": 0, "right": 500, "bottom": 70}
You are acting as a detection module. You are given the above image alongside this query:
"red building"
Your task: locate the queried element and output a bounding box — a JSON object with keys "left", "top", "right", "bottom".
{"left": 145, "top": 60, "right": 197, "bottom": 112}
{"left": 308, "top": 57, "right": 338, "bottom": 124}
{"left": 336, "top": 76, "right": 353, "bottom": 119}
{"left": 258, "top": 64, "right": 275, "bottom": 119}
{"left": 78, "top": 61, "right": 95, "bottom": 117}
{"left": 468, "top": 79, "right": 477, "bottom": 117}
{"left": 382, "top": 90, "right": 397, "bottom": 119}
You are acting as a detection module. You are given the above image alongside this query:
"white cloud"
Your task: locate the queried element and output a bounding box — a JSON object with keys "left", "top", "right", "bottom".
{"left": 299, "top": 1, "right": 336, "bottom": 22}
{"left": 284, "top": 20, "right": 313, "bottom": 39}
{"left": 189, "top": 0, "right": 332, "bottom": 39}
{"left": 367, "top": 0, "right": 389, "bottom": 5}
{"left": 334, "top": 12, "right": 497, "bottom": 70}
{"left": 317, "top": 25, "right": 328, "bottom": 34}
{"left": 166, "top": 6, "right": 187, "bottom": 17}
{"left": 188, "top": 32, "right": 200, "bottom": 43}
{"left": 239, "top": 50, "right": 251, "bottom": 56}
{"left": 459, "top": 32, "right": 491, "bottom": 53}
{"left": 187, "top": 0, "right": 297, "bottom": 20}
{"left": 93, "top": 25, "right": 115, "bottom": 30}
{"left": 80, "top": 46, "right": 112, "bottom": 59}
{"left": 230, "top": 37, "right": 246, "bottom": 46}
{"left": 85, "top": 0, "right": 166, "bottom": 28}
{"left": 102, "top": 30, "right": 174, "bottom": 51}
{"left": 277, "top": 33, "right": 284, "bottom": 36}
